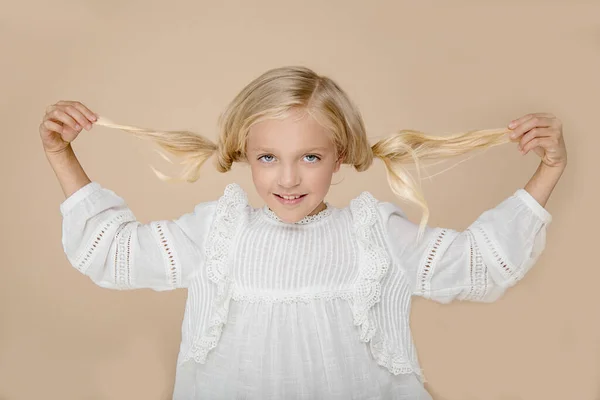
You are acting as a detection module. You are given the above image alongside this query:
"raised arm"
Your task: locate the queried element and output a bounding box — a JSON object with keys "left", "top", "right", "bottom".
{"left": 41, "top": 101, "right": 214, "bottom": 291}
{"left": 508, "top": 112, "right": 567, "bottom": 206}
{"left": 59, "top": 182, "right": 216, "bottom": 290}
{"left": 379, "top": 112, "right": 566, "bottom": 303}
{"left": 380, "top": 189, "right": 553, "bottom": 303}
{"left": 40, "top": 101, "right": 96, "bottom": 198}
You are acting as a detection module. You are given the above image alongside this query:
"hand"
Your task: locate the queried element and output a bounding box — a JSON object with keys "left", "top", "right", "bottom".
{"left": 39, "top": 100, "right": 98, "bottom": 154}
{"left": 507, "top": 113, "right": 567, "bottom": 168}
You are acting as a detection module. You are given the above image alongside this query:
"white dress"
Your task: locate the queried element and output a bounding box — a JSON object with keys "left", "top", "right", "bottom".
{"left": 59, "top": 182, "right": 552, "bottom": 399}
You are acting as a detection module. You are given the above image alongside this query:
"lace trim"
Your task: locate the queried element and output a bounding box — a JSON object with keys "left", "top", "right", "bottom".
{"left": 74, "top": 210, "right": 135, "bottom": 273}
{"left": 262, "top": 202, "right": 332, "bottom": 224}
{"left": 151, "top": 221, "right": 181, "bottom": 288}
{"left": 187, "top": 183, "right": 247, "bottom": 364}
{"left": 114, "top": 222, "right": 134, "bottom": 289}
{"left": 349, "top": 192, "right": 423, "bottom": 378}
{"left": 464, "top": 230, "right": 488, "bottom": 301}
{"left": 369, "top": 337, "right": 422, "bottom": 378}
{"left": 231, "top": 286, "right": 355, "bottom": 304}
{"left": 349, "top": 192, "right": 390, "bottom": 342}
{"left": 417, "top": 228, "right": 448, "bottom": 296}
{"left": 475, "top": 225, "right": 516, "bottom": 280}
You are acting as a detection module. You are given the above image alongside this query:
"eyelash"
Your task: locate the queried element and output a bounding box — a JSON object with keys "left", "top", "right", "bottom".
{"left": 257, "top": 154, "right": 321, "bottom": 164}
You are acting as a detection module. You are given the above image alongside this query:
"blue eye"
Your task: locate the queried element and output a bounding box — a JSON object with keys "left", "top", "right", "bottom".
{"left": 258, "top": 154, "right": 275, "bottom": 163}
{"left": 257, "top": 154, "right": 321, "bottom": 163}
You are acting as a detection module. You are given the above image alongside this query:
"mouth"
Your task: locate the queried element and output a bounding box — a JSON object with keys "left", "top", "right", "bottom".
{"left": 275, "top": 194, "right": 307, "bottom": 200}
{"left": 274, "top": 193, "right": 307, "bottom": 204}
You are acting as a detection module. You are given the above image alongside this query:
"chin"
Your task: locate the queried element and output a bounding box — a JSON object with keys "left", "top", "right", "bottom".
{"left": 269, "top": 204, "right": 311, "bottom": 223}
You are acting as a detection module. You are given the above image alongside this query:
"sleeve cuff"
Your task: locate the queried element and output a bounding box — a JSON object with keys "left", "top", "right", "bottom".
{"left": 60, "top": 181, "right": 102, "bottom": 216}
{"left": 513, "top": 188, "right": 553, "bottom": 225}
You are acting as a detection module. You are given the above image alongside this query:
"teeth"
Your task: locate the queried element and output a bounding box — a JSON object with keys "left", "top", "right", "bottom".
{"left": 280, "top": 195, "right": 302, "bottom": 200}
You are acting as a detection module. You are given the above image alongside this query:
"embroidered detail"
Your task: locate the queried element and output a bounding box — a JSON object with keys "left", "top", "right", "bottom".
{"left": 262, "top": 202, "right": 332, "bottom": 224}
{"left": 476, "top": 226, "right": 515, "bottom": 279}
{"left": 417, "top": 229, "right": 448, "bottom": 296}
{"left": 187, "top": 183, "right": 247, "bottom": 363}
{"left": 348, "top": 192, "right": 390, "bottom": 342}
{"left": 349, "top": 192, "right": 421, "bottom": 378}
{"left": 114, "top": 222, "right": 134, "bottom": 289}
{"left": 369, "top": 337, "right": 421, "bottom": 377}
{"left": 74, "top": 210, "right": 135, "bottom": 273}
{"left": 231, "top": 286, "right": 355, "bottom": 304}
{"left": 151, "top": 221, "right": 181, "bottom": 288}
{"left": 464, "top": 230, "right": 488, "bottom": 301}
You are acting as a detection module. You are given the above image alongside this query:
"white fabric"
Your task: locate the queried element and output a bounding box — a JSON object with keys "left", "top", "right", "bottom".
{"left": 60, "top": 182, "right": 552, "bottom": 399}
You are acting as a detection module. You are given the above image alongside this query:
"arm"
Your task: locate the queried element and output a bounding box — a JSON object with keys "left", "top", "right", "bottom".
{"left": 45, "top": 144, "right": 91, "bottom": 198}
{"left": 382, "top": 112, "right": 566, "bottom": 303}
{"left": 59, "top": 181, "right": 216, "bottom": 291}
{"left": 509, "top": 112, "right": 568, "bottom": 207}
{"left": 40, "top": 100, "right": 95, "bottom": 198}
{"left": 380, "top": 187, "right": 553, "bottom": 303}
{"left": 523, "top": 162, "right": 565, "bottom": 208}
{"left": 42, "top": 102, "right": 215, "bottom": 291}
{"left": 381, "top": 159, "right": 563, "bottom": 304}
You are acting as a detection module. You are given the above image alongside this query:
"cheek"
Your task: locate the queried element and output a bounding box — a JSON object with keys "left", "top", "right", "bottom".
{"left": 316, "top": 171, "right": 334, "bottom": 187}
{"left": 308, "top": 165, "right": 335, "bottom": 187}
{"left": 249, "top": 164, "right": 272, "bottom": 189}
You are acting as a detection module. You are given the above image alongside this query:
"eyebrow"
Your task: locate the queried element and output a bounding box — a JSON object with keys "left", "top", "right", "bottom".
{"left": 250, "top": 146, "right": 330, "bottom": 153}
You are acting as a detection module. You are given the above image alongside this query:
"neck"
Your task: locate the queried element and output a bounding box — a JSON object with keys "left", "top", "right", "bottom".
{"left": 308, "top": 201, "right": 327, "bottom": 216}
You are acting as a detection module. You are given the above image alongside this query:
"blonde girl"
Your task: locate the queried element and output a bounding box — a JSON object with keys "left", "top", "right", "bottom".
{"left": 40, "top": 66, "right": 566, "bottom": 399}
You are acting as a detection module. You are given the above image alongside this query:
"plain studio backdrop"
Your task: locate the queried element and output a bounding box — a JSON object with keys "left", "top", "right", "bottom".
{"left": 1, "top": 1, "right": 598, "bottom": 399}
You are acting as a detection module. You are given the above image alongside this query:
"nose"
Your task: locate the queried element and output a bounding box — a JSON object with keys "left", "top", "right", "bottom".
{"left": 277, "top": 163, "right": 300, "bottom": 188}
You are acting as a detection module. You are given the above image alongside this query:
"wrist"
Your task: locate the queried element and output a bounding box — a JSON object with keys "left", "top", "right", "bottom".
{"left": 44, "top": 144, "right": 91, "bottom": 198}
{"left": 540, "top": 160, "right": 567, "bottom": 176}
{"left": 44, "top": 143, "right": 72, "bottom": 157}
{"left": 524, "top": 161, "right": 564, "bottom": 208}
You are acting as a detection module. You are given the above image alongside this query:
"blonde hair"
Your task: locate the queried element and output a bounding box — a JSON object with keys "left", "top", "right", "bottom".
{"left": 94, "top": 66, "right": 513, "bottom": 242}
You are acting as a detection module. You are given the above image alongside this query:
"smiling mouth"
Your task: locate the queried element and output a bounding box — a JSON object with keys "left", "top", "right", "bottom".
{"left": 275, "top": 194, "right": 307, "bottom": 200}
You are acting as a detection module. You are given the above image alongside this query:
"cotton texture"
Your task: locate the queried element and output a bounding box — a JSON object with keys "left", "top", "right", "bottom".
{"left": 60, "top": 182, "right": 552, "bottom": 399}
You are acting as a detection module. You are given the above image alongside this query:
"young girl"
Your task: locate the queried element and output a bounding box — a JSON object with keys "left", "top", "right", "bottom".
{"left": 41, "top": 66, "right": 567, "bottom": 399}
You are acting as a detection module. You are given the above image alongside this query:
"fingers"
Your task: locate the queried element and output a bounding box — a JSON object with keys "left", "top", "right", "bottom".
{"left": 521, "top": 137, "right": 554, "bottom": 155}
{"left": 40, "top": 119, "right": 64, "bottom": 135}
{"left": 41, "top": 119, "right": 78, "bottom": 142}
{"left": 506, "top": 112, "right": 565, "bottom": 164}
{"left": 56, "top": 100, "right": 97, "bottom": 120}
{"left": 45, "top": 106, "right": 81, "bottom": 132}
{"left": 518, "top": 127, "right": 551, "bottom": 152}
{"left": 44, "top": 101, "right": 98, "bottom": 133}
{"left": 508, "top": 116, "right": 554, "bottom": 140}
{"left": 65, "top": 105, "right": 93, "bottom": 130}
{"left": 70, "top": 102, "right": 98, "bottom": 128}
{"left": 508, "top": 112, "right": 555, "bottom": 130}
{"left": 507, "top": 113, "right": 561, "bottom": 154}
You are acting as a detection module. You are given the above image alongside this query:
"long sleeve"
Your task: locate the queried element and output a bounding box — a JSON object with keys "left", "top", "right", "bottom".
{"left": 60, "top": 181, "right": 216, "bottom": 291}
{"left": 379, "top": 189, "right": 553, "bottom": 303}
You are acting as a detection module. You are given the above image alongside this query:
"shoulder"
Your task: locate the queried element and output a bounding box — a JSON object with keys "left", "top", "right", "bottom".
{"left": 208, "top": 182, "right": 256, "bottom": 223}
{"left": 219, "top": 183, "right": 250, "bottom": 208}
{"left": 345, "top": 191, "right": 408, "bottom": 224}
{"left": 194, "top": 182, "right": 251, "bottom": 214}
{"left": 179, "top": 183, "right": 255, "bottom": 244}
{"left": 181, "top": 182, "right": 252, "bottom": 226}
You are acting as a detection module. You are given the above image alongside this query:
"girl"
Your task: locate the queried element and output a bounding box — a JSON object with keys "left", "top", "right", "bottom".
{"left": 41, "top": 66, "right": 567, "bottom": 399}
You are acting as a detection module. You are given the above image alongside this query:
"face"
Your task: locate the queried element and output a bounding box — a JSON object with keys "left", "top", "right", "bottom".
{"left": 246, "top": 109, "right": 342, "bottom": 223}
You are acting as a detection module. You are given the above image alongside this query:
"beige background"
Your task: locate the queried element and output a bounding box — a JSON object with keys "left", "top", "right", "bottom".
{"left": 1, "top": 0, "right": 598, "bottom": 399}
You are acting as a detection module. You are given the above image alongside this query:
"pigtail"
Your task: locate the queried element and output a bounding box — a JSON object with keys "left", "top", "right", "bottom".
{"left": 371, "top": 128, "right": 512, "bottom": 243}
{"left": 94, "top": 116, "right": 218, "bottom": 183}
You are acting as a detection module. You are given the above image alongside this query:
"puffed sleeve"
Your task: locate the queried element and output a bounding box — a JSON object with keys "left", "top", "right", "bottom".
{"left": 60, "top": 181, "right": 216, "bottom": 291}
{"left": 379, "top": 189, "right": 553, "bottom": 303}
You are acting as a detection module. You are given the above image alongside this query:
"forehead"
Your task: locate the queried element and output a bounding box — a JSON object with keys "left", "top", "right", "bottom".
{"left": 247, "top": 110, "right": 334, "bottom": 153}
